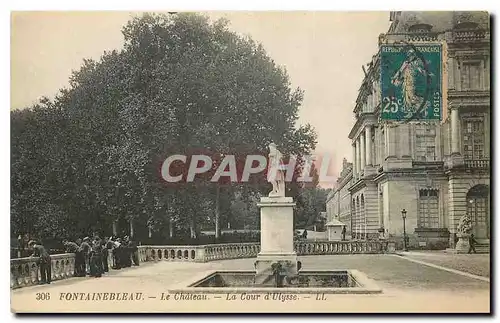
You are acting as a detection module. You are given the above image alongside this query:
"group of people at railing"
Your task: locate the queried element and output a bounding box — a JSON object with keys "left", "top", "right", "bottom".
{"left": 23, "top": 234, "right": 140, "bottom": 285}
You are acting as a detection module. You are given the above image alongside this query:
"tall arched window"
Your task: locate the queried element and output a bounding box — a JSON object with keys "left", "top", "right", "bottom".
{"left": 418, "top": 189, "right": 439, "bottom": 228}
{"left": 467, "top": 184, "right": 489, "bottom": 239}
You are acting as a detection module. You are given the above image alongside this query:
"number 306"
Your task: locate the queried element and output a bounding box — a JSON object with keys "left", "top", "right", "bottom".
{"left": 36, "top": 293, "right": 50, "bottom": 300}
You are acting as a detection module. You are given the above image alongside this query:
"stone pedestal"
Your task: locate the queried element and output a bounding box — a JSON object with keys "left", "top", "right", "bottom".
{"left": 454, "top": 233, "right": 470, "bottom": 254}
{"left": 254, "top": 196, "right": 297, "bottom": 285}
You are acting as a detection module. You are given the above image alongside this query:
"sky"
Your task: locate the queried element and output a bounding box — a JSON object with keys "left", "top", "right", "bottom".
{"left": 11, "top": 11, "right": 391, "bottom": 187}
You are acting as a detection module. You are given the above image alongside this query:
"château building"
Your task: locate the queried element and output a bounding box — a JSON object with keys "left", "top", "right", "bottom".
{"left": 326, "top": 159, "right": 353, "bottom": 238}
{"left": 328, "top": 11, "right": 490, "bottom": 250}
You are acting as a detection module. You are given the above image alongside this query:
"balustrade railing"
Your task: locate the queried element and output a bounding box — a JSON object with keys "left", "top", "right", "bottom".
{"left": 453, "top": 29, "right": 489, "bottom": 42}
{"left": 11, "top": 240, "right": 395, "bottom": 289}
{"left": 11, "top": 253, "right": 75, "bottom": 289}
{"left": 137, "top": 240, "right": 393, "bottom": 264}
{"left": 465, "top": 159, "right": 490, "bottom": 169}
{"left": 138, "top": 242, "right": 261, "bottom": 263}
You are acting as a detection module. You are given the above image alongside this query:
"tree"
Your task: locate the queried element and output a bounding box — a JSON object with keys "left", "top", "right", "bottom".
{"left": 11, "top": 12, "right": 317, "bottom": 243}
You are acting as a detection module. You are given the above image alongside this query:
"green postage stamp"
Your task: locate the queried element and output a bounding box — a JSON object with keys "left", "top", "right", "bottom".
{"left": 380, "top": 43, "right": 442, "bottom": 121}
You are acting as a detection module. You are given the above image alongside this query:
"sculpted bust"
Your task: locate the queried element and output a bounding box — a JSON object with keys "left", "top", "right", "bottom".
{"left": 267, "top": 143, "right": 285, "bottom": 197}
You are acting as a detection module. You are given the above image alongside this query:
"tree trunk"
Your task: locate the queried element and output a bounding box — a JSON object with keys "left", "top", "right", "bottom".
{"left": 112, "top": 221, "right": 118, "bottom": 236}
{"left": 189, "top": 214, "right": 197, "bottom": 239}
{"left": 169, "top": 217, "right": 174, "bottom": 238}
{"left": 215, "top": 185, "right": 221, "bottom": 239}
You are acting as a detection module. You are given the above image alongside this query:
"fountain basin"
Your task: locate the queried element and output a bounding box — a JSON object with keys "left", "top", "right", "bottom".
{"left": 169, "top": 269, "right": 382, "bottom": 294}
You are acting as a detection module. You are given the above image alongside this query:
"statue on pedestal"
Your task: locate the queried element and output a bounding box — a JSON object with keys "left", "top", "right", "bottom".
{"left": 267, "top": 143, "right": 285, "bottom": 197}
{"left": 455, "top": 213, "right": 473, "bottom": 252}
{"left": 457, "top": 214, "right": 473, "bottom": 235}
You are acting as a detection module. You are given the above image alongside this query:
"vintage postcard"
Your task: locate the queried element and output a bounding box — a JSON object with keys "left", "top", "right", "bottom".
{"left": 10, "top": 10, "right": 491, "bottom": 313}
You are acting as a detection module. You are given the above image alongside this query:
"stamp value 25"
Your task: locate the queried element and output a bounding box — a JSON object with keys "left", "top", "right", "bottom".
{"left": 380, "top": 43, "right": 442, "bottom": 122}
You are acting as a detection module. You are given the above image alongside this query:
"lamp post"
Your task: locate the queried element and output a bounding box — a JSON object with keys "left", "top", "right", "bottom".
{"left": 401, "top": 209, "right": 408, "bottom": 252}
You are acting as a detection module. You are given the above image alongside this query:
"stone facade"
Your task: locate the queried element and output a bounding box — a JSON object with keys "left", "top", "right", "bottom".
{"left": 326, "top": 158, "right": 353, "bottom": 239}
{"left": 343, "top": 11, "right": 490, "bottom": 250}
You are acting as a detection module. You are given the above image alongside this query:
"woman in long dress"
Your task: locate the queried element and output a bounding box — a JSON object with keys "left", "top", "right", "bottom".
{"left": 89, "top": 239, "right": 103, "bottom": 278}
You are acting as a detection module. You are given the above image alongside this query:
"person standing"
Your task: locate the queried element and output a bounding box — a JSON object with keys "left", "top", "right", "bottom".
{"left": 89, "top": 238, "right": 103, "bottom": 277}
{"left": 28, "top": 240, "right": 51, "bottom": 284}
{"left": 79, "top": 237, "right": 91, "bottom": 275}
{"left": 341, "top": 226, "right": 346, "bottom": 241}
{"left": 63, "top": 239, "right": 84, "bottom": 277}
{"left": 468, "top": 233, "right": 477, "bottom": 254}
{"left": 112, "top": 237, "right": 122, "bottom": 269}
{"left": 101, "top": 237, "right": 109, "bottom": 273}
{"left": 122, "top": 236, "right": 132, "bottom": 268}
{"left": 129, "top": 238, "right": 139, "bottom": 266}
{"left": 106, "top": 237, "right": 115, "bottom": 270}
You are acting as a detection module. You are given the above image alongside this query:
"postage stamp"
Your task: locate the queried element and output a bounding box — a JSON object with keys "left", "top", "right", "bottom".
{"left": 380, "top": 43, "right": 442, "bottom": 121}
{"left": 10, "top": 10, "right": 491, "bottom": 314}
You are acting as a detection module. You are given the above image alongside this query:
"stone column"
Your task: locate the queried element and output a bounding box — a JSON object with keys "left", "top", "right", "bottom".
{"left": 352, "top": 143, "right": 357, "bottom": 180}
{"left": 360, "top": 131, "right": 366, "bottom": 171}
{"left": 365, "top": 126, "right": 372, "bottom": 166}
{"left": 386, "top": 125, "right": 397, "bottom": 158}
{"left": 448, "top": 56, "right": 455, "bottom": 90}
{"left": 355, "top": 139, "right": 360, "bottom": 179}
{"left": 451, "top": 108, "right": 460, "bottom": 155}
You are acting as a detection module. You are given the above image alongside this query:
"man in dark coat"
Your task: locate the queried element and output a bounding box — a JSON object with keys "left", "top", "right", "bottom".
{"left": 468, "top": 233, "right": 477, "bottom": 254}
{"left": 28, "top": 240, "right": 51, "bottom": 284}
{"left": 122, "top": 236, "right": 132, "bottom": 268}
{"left": 129, "top": 238, "right": 139, "bottom": 266}
{"left": 79, "top": 237, "right": 92, "bottom": 275}
{"left": 63, "top": 239, "right": 85, "bottom": 277}
{"left": 101, "top": 237, "right": 109, "bottom": 273}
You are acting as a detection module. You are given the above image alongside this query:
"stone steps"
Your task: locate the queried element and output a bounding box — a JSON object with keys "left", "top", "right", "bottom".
{"left": 445, "top": 243, "right": 489, "bottom": 254}
{"left": 475, "top": 244, "right": 490, "bottom": 254}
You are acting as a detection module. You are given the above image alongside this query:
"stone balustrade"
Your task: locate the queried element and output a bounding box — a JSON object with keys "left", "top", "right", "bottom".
{"left": 295, "top": 240, "right": 390, "bottom": 255}
{"left": 138, "top": 242, "right": 261, "bottom": 263}
{"left": 11, "top": 241, "right": 395, "bottom": 288}
{"left": 465, "top": 159, "right": 489, "bottom": 169}
{"left": 138, "top": 240, "right": 394, "bottom": 264}
{"left": 11, "top": 253, "right": 75, "bottom": 289}
{"left": 453, "top": 29, "right": 489, "bottom": 42}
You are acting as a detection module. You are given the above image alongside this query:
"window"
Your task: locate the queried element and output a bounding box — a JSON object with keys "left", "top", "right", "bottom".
{"left": 408, "top": 23, "right": 433, "bottom": 33}
{"left": 415, "top": 125, "right": 436, "bottom": 161}
{"left": 463, "top": 118, "right": 485, "bottom": 159}
{"left": 418, "top": 189, "right": 439, "bottom": 228}
{"left": 461, "top": 62, "right": 481, "bottom": 90}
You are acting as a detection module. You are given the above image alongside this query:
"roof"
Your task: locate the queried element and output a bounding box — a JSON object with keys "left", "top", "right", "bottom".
{"left": 325, "top": 219, "right": 347, "bottom": 227}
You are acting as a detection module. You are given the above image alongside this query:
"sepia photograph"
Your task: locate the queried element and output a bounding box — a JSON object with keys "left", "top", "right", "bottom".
{"left": 9, "top": 9, "right": 491, "bottom": 314}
